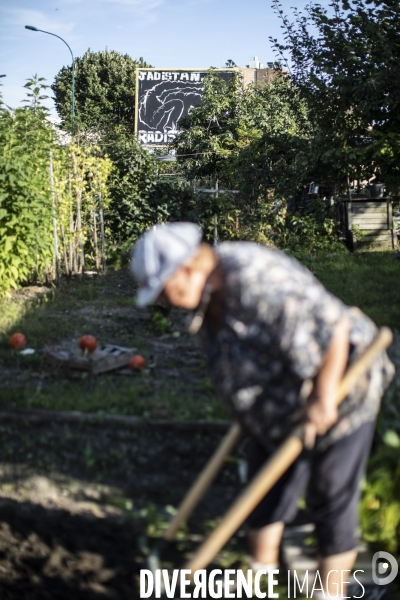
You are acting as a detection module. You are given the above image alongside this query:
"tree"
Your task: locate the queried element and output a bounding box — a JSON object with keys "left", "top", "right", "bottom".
{"left": 271, "top": 0, "right": 400, "bottom": 193}
{"left": 174, "top": 70, "right": 311, "bottom": 202}
{"left": 52, "top": 49, "right": 151, "bottom": 133}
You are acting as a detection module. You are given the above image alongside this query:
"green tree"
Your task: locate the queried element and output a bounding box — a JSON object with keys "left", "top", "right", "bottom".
{"left": 271, "top": 0, "right": 400, "bottom": 193}
{"left": 52, "top": 49, "right": 151, "bottom": 133}
{"left": 175, "top": 70, "right": 311, "bottom": 202}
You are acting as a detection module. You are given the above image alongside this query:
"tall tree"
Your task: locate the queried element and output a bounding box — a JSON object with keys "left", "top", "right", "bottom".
{"left": 52, "top": 49, "right": 151, "bottom": 133}
{"left": 174, "top": 70, "right": 311, "bottom": 201}
{"left": 271, "top": 0, "right": 400, "bottom": 192}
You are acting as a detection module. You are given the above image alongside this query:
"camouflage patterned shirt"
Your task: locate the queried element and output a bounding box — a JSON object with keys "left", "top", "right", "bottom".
{"left": 199, "top": 242, "right": 394, "bottom": 451}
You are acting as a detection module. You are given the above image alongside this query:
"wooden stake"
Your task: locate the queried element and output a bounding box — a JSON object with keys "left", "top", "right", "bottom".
{"left": 72, "top": 152, "right": 85, "bottom": 276}
{"left": 98, "top": 181, "right": 107, "bottom": 272}
{"left": 49, "top": 149, "right": 60, "bottom": 285}
{"left": 60, "top": 223, "right": 69, "bottom": 277}
{"left": 93, "top": 210, "right": 100, "bottom": 271}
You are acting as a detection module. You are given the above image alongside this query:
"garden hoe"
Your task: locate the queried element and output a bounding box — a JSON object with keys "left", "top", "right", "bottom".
{"left": 145, "top": 421, "right": 242, "bottom": 585}
{"left": 146, "top": 327, "right": 392, "bottom": 598}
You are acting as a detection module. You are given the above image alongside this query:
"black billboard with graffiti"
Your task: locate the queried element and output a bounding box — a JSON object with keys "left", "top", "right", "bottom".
{"left": 135, "top": 69, "right": 235, "bottom": 146}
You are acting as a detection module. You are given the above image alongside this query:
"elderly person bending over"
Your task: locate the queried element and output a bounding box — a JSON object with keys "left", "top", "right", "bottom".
{"left": 131, "top": 222, "right": 393, "bottom": 599}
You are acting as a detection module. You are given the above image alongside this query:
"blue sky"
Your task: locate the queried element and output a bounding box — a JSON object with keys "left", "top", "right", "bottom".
{"left": 0, "top": 0, "right": 315, "bottom": 117}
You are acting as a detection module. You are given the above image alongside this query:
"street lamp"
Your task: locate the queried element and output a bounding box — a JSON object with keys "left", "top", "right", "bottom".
{"left": 25, "top": 25, "right": 75, "bottom": 134}
{"left": 0, "top": 74, "right": 6, "bottom": 78}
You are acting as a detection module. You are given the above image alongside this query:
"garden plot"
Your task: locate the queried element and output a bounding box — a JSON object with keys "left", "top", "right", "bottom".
{"left": 0, "top": 420, "right": 247, "bottom": 599}
{"left": 0, "top": 254, "right": 399, "bottom": 598}
{"left": 0, "top": 271, "right": 226, "bottom": 421}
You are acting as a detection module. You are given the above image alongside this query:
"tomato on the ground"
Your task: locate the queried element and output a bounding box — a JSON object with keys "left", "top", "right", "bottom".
{"left": 128, "top": 355, "right": 146, "bottom": 370}
{"left": 9, "top": 333, "right": 26, "bottom": 349}
{"left": 79, "top": 335, "right": 97, "bottom": 353}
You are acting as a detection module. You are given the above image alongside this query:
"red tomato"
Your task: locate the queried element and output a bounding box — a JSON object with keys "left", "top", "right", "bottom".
{"left": 79, "top": 335, "right": 97, "bottom": 353}
{"left": 9, "top": 332, "right": 26, "bottom": 349}
{"left": 128, "top": 355, "right": 146, "bottom": 370}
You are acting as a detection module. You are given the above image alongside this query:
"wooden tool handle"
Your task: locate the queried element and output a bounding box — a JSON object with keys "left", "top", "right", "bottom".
{"left": 185, "top": 327, "right": 392, "bottom": 575}
{"left": 164, "top": 422, "right": 242, "bottom": 542}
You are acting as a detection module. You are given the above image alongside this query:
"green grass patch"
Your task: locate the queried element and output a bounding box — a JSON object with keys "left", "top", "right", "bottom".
{"left": 0, "top": 377, "right": 228, "bottom": 420}
{"left": 309, "top": 252, "right": 400, "bottom": 329}
{"left": 0, "top": 254, "right": 399, "bottom": 423}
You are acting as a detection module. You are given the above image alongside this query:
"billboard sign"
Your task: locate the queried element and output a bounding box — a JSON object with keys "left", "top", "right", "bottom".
{"left": 135, "top": 69, "right": 235, "bottom": 146}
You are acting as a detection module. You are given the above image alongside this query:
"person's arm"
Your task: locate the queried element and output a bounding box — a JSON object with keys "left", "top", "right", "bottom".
{"left": 304, "top": 318, "right": 349, "bottom": 448}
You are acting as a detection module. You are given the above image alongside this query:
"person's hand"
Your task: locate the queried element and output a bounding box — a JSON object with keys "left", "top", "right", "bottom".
{"left": 303, "top": 397, "right": 338, "bottom": 449}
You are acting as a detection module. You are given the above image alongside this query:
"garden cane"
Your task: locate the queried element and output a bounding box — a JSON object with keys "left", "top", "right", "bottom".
{"left": 184, "top": 326, "right": 393, "bottom": 579}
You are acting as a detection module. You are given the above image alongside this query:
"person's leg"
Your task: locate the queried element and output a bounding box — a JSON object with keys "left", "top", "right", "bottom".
{"left": 319, "top": 550, "right": 358, "bottom": 597}
{"left": 246, "top": 437, "right": 310, "bottom": 566}
{"left": 307, "top": 422, "right": 375, "bottom": 597}
{"left": 248, "top": 521, "right": 285, "bottom": 565}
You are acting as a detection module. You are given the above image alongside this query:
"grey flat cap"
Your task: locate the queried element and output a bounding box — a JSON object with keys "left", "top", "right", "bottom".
{"left": 130, "top": 222, "right": 203, "bottom": 307}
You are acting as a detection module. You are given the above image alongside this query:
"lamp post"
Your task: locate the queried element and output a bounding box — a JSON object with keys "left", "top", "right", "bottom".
{"left": 25, "top": 25, "right": 75, "bottom": 134}
{"left": 0, "top": 74, "right": 6, "bottom": 78}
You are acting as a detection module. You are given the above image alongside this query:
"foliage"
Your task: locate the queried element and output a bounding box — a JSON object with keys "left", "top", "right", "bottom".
{"left": 171, "top": 69, "right": 345, "bottom": 252}
{"left": 271, "top": 199, "right": 345, "bottom": 254}
{"left": 104, "top": 130, "right": 160, "bottom": 243}
{"left": 0, "top": 76, "right": 115, "bottom": 295}
{"left": 0, "top": 79, "right": 55, "bottom": 296}
{"left": 52, "top": 138, "right": 113, "bottom": 274}
{"left": 52, "top": 49, "right": 151, "bottom": 133}
{"left": 360, "top": 430, "right": 400, "bottom": 553}
{"left": 21, "top": 74, "right": 49, "bottom": 112}
{"left": 151, "top": 308, "right": 172, "bottom": 335}
{"left": 271, "top": 0, "right": 400, "bottom": 194}
{"left": 174, "top": 70, "right": 311, "bottom": 201}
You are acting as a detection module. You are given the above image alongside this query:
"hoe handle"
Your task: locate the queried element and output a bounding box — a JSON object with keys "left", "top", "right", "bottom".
{"left": 164, "top": 422, "right": 242, "bottom": 541}
{"left": 185, "top": 327, "right": 393, "bottom": 575}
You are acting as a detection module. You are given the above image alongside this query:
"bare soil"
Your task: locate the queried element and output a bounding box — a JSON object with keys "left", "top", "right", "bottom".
{"left": 0, "top": 419, "right": 246, "bottom": 599}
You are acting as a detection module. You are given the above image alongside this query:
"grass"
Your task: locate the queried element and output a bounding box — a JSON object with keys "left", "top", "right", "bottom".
{"left": 310, "top": 252, "right": 400, "bottom": 329}
{"left": 0, "top": 252, "right": 399, "bottom": 421}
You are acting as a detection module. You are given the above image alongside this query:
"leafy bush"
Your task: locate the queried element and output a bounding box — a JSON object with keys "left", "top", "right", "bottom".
{"left": 360, "top": 431, "right": 400, "bottom": 553}
{"left": 360, "top": 333, "right": 400, "bottom": 554}
{"left": 0, "top": 103, "right": 54, "bottom": 295}
{"left": 105, "top": 131, "right": 160, "bottom": 243}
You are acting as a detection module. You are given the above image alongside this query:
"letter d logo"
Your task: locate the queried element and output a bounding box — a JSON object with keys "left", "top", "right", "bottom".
{"left": 372, "top": 551, "right": 398, "bottom": 586}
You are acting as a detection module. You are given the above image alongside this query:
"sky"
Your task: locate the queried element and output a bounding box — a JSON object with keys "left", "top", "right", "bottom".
{"left": 0, "top": 0, "right": 315, "bottom": 117}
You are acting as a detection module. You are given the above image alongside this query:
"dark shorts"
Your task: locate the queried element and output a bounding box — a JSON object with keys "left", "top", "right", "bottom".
{"left": 246, "top": 421, "right": 375, "bottom": 557}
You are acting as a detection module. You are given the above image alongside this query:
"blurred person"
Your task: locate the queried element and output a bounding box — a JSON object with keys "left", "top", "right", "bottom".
{"left": 130, "top": 222, "right": 394, "bottom": 598}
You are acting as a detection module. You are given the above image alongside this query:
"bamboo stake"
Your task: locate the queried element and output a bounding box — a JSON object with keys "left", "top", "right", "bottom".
{"left": 49, "top": 149, "right": 60, "bottom": 285}
{"left": 98, "top": 182, "right": 107, "bottom": 273}
{"left": 60, "top": 223, "right": 69, "bottom": 277}
{"left": 72, "top": 152, "right": 85, "bottom": 276}
{"left": 93, "top": 210, "right": 100, "bottom": 271}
